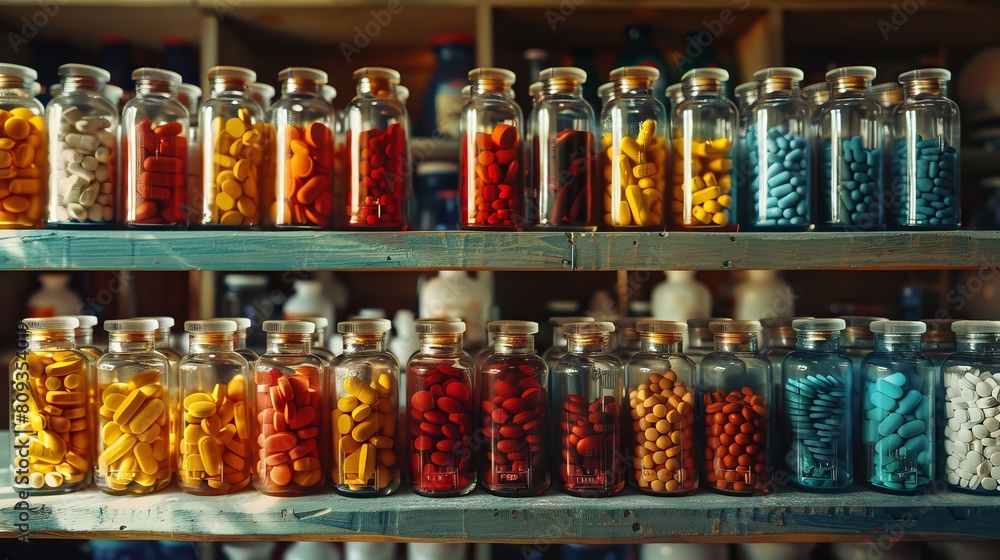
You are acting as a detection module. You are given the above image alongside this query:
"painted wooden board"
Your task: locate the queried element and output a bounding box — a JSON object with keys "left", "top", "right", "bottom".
{"left": 0, "top": 231, "right": 997, "bottom": 271}
{"left": 2, "top": 440, "right": 999, "bottom": 542}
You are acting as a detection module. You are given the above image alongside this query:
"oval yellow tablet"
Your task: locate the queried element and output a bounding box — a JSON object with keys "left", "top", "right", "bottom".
{"left": 216, "top": 191, "right": 236, "bottom": 212}
{"left": 225, "top": 117, "right": 246, "bottom": 139}
{"left": 4, "top": 117, "right": 29, "bottom": 140}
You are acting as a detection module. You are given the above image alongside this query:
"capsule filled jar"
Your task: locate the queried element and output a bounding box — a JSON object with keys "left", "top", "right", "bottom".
{"left": 176, "top": 320, "right": 252, "bottom": 495}
{"left": 699, "top": 320, "right": 772, "bottom": 495}
{"left": 860, "top": 320, "right": 935, "bottom": 493}
{"left": 889, "top": 69, "right": 960, "bottom": 229}
{"left": 94, "top": 319, "right": 172, "bottom": 494}
{"left": 601, "top": 66, "right": 667, "bottom": 229}
{"left": 625, "top": 320, "right": 698, "bottom": 496}
{"left": 745, "top": 67, "right": 812, "bottom": 230}
{"left": 672, "top": 68, "right": 738, "bottom": 229}
{"left": 478, "top": 320, "right": 549, "bottom": 496}
{"left": 406, "top": 319, "right": 477, "bottom": 496}
{"left": 345, "top": 67, "right": 409, "bottom": 229}
{"left": 269, "top": 68, "right": 335, "bottom": 228}
{"left": 197, "top": 66, "right": 267, "bottom": 227}
{"left": 460, "top": 68, "right": 524, "bottom": 229}
{"left": 9, "top": 317, "right": 93, "bottom": 494}
{"left": 121, "top": 68, "right": 188, "bottom": 227}
{"left": 330, "top": 319, "right": 401, "bottom": 496}
{"left": 531, "top": 67, "right": 596, "bottom": 230}
{"left": 252, "top": 320, "right": 326, "bottom": 495}
{"left": 46, "top": 64, "right": 117, "bottom": 227}
{"left": 781, "top": 319, "right": 854, "bottom": 490}
{"left": 552, "top": 321, "right": 625, "bottom": 497}
{"left": 0, "top": 63, "right": 47, "bottom": 228}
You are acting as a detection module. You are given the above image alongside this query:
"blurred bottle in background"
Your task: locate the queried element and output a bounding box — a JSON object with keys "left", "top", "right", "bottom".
{"left": 417, "top": 34, "right": 474, "bottom": 139}
{"left": 616, "top": 23, "right": 671, "bottom": 101}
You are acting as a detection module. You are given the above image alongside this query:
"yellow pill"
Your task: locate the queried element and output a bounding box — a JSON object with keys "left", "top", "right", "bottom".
{"left": 202, "top": 414, "right": 221, "bottom": 436}
{"left": 338, "top": 413, "right": 355, "bottom": 435}
{"left": 225, "top": 117, "right": 246, "bottom": 139}
{"left": 113, "top": 389, "right": 147, "bottom": 426}
{"left": 187, "top": 400, "right": 217, "bottom": 419}
{"left": 104, "top": 392, "right": 126, "bottom": 412}
{"left": 184, "top": 424, "right": 208, "bottom": 445}
{"left": 703, "top": 199, "right": 722, "bottom": 214}
{"left": 134, "top": 441, "right": 158, "bottom": 475}
{"left": 220, "top": 210, "right": 243, "bottom": 225}
{"left": 712, "top": 211, "right": 730, "bottom": 226}
{"left": 625, "top": 184, "right": 645, "bottom": 226}
{"left": 217, "top": 170, "right": 237, "bottom": 185}
{"left": 376, "top": 373, "right": 395, "bottom": 395}
{"left": 102, "top": 422, "right": 123, "bottom": 446}
{"left": 128, "top": 399, "right": 164, "bottom": 434}
{"left": 199, "top": 436, "right": 222, "bottom": 476}
{"left": 102, "top": 383, "right": 128, "bottom": 401}
{"left": 236, "top": 197, "right": 256, "bottom": 218}
{"left": 128, "top": 369, "right": 162, "bottom": 390}
{"left": 620, "top": 136, "right": 641, "bottom": 163}
{"left": 4, "top": 117, "right": 29, "bottom": 140}
{"left": 183, "top": 393, "right": 212, "bottom": 409}
{"left": 718, "top": 194, "right": 732, "bottom": 208}
{"left": 44, "top": 376, "right": 62, "bottom": 391}
{"left": 692, "top": 205, "right": 709, "bottom": 225}
{"left": 705, "top": 137, "right": 730, "bottom": 153}
{"left": 216, "top": 191, "right": 236, "bottom": 211}
{"left": 691, "top": 186, "right": 721, "bottom": 206}
{"left": 708, "top": 158, "right": 731, "bottom": 173}
{"left": 223, "top": 452, "right": 245, "bottom": 471}
{"left": 616, "top": 200, "right": 632, "bottom": 226}
{"left": 338, "top": 395, "right": 359, "bottom": 412}
{"left": 228, "top": 138, "right": 245, "bottom": 158}
{"left": 234, "top": 401, "right": 249, "bottom": 439}
{"left": 43, "top": 472, "right": 64, "bottom": 488}
{"left": 29, "top": 414, "right": 46, "bottom": 431}
{"left": 233, "top": 159, "right": 251, "bottom": 181}
{"left": 100, "top": 433, "right": 137, "bottom": 465}
{"left": 137, "top": 421, "right": 161, "bottom": 444}
{"left": 184, "top": 453, "right": 205, "bottom": 472}
{"left": 46, "top": 360, "right": 81, "bottom": 377}
{"left": 133, "top": 472, "right": 157, "bottom": 487}
{"left": 221, "top": 179, "right": 242, "bottom": 199}
{"left": 49, "top": 416, "right": 71, "bottom": 432}
{"left": 352, "top": 417, "right": 379, "bottom": 442}
{"left": 214, "top": 153, "right": 235, "bottom": 168}
{"left": 63, "top": 373, "right": 83, "bottom": 390}
{"left": 215, "top": 423, "right": 237, "bottom": 445}
{"left": 228, "top": 375, "right": 247, "bottom": 402}
{"left": 153, "top": 439, "right": 169, "bottom": 462}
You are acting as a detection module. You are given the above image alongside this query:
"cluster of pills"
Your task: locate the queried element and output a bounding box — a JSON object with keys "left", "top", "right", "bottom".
{"left": 131, "top": 119, "right": 187, "bottom": 225}
{"left": 0, "top": 107, "right": 46, "bottom": 227}
{"left": 478, "top": 361, "right": 547, "bottom": 491}
{"left": 672, "top": 137, "right": 733, "bottom": 227}
{"left": 254, "top": 367, "right": 324, "bottom": 493}
{"left": 97, "top": 370, "right": 172, "bottom": 493}
{"left": 628, "top": 371, "right": 697, "bottom": 494}
{"left": 49, "top": 107, "right": 115, "bottom": 224}
{"left": 13, "top": 350, "right": 91, "bottom": 490}
{"left": 332, "top": 374, "right": 398, "bottom": 492}
{"left": 350, "top": 123, "right": 405, "bottom": 227}
{"left": 943, "top": 368, "right": 1000, "bottom": 492}
{"left": 558, "top": 394, "right": 623, "bottom": 494}
{"left": 408, "top": 365, "right": 475, "bottom": 493}
{"left": 205, "top": 112, "right": 265, "bottom": 226}
{"left": 602, "top": 120, "right": 666, "bottom": 227}
{"left": 275, "top": 122, "right": 334, "bottom": 228}
{"left": 889, "top": 136, "right": 958, "bottom": 227}
{"left": 540, "top": 130, "right": 592, "bottom": 226}
{"left": 823, "top": 136, "right": 882, "bottom": 229}
{"left": 466, "top": 123, "right": 521, "bottom": 228}
{"left": 703, "top": 388, "right": 769, "bottom": 493}
{"left": 178, "top": 376, "right": 251, "bottom": 494}
{"left": 784, "top": 374, "right": 849, "bottom": 488}
{"left": 862, "top": 371, "right": 932, "bottom": 491}
{"left": 745, "top": 125, "right": 810, "bottom": 228}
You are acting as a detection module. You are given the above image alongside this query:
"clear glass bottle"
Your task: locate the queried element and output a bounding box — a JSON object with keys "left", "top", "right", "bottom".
{"left": 745, "top": 68, "right": 812, "bottom": 230}
{"left": 197, "top": 66, "right": 266, "bottom": 227}
{"left": 95, "top": 319, "right": 172, "bottom": 494}
{"left": 532, "top": 67, "right": 596, "bottom": 230}
{"left": 734, "top": 80, "right": 758, "bottom": 220}
{"left": 625, "top": 320, "right": 698, "bottom": 495}
{"left": 406, "top": 319, "right": 476, "bottom": 496}
{"left": 69, "top": 314, "right": 103, "bottom": 360}
{"left": 177, "top": 83, "right": 202, "bottom": 217}
{"left": 121, "top": 68, "right": 188, "bottom": 227}
{"left": 819, "top": 66, "right": 883, "bottom": 231}
{"left": 782, "top": 318, "right": 853, "bottom": 490}
{"left": 801, "top": 82, "right": 829, "bottom": 208}
{"left": 601, "top": 66, "right": 668, "bottom": 229}
{"left": 672, "top": 68, "right": 738, "bottom": 230}
{"left": 10, "top": 317, "right": 92, "bottom": 494}
{"left": 269, "top": 67, "right": 335, "bottom": 229}
{"left": 597, "top": 82, "right": 615, "bottom": 112}
{"left": 922, "top": 318, "right": 956, "bottom": 367}
{"left": 941, "top": 321, "right": 1000, "bottom": 494}
{"left": 177, "top": 320, "right": 252, "bottom": 495}
{"left": 841, "top": 314, "right": 887, "bottom": 477}
{"left": 552, "top": 321, "right": 625, "bottom": 497}
{"left": 699, "top": 320, "right": 772, "bottom": 495}
{"left": 542, "top": 316, "right": 595, "bottom": 371}
{"left": 345, "top": 67, "right": 410, "bottom": 230}
{"left": 330, "top": 319, "right": 400, "bottom": 496}
{"left": 686, "top": 317, "right": 731, "bottom": 366}
{"left": 460, "top": 67, "right": 524, "bottom": 230}
{"left": 614, "top": 323, "right": 641, "bottom": 363}
{"left": 477, "top": 320, "right": 549, "bottom": 496}
{"left": 217, "top": 316, "right": 259, "bottom": 364}
{"left": 860, "top": 320, "right": 934, "bottom": 493}
{"left": 252, "top": 320, "right": 326, "bottom": 495}
{"left": 872, "top": 82, "right": 902, "bottom": 212}
{"left": 666, "top": 83, "right": 685, "bottom": 113}
{"left": 46, "top": 63, "right": 117, "bottom": 227}
{"left": 0, "top": 63, "right": 47, "bottom": 228}
{"left": 134, "top": 315, "right": 181, "bottom": 472}
{"left": 300, "top": 316, "right": 335, "bottom": 363}
{"left": 890, "top": 68, "right": 960, "bottom": 229}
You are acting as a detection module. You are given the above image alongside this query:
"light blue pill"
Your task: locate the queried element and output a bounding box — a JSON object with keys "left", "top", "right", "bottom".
{"left": 778, "top": 191, "right": 800, "bottom": 209}
{"left": 904, "top": 434, "right": 928, "bottom": 455}
{"left": 876, "top": 378, "right": 904, "bottom": 399}
{"left": 772, "top": 183, "right": 793, "bottom": 198}
{"left": 894, "top": 390, "right": 922, "bottom": 415}
{"left": 876, "top": 433, "right": 903, "bottom": 454}
{"left": 878, "top": 412, "right": 905, "bottom": 437}
{"left": 870, "top": 392, "right": 897, "bottom": 411}
{"left": 885, "top": 372, "right": 907, "bottom": 386}
{"left": 897, "top": 419, "right": 925, "bottom": 439}
{"left": 769, "top": 171, "right": 792, "bottom": 188}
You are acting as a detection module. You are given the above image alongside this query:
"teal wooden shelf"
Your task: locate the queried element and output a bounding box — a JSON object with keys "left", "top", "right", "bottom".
{"left": 1, "top": 230, "right": 998, "bottom": 271}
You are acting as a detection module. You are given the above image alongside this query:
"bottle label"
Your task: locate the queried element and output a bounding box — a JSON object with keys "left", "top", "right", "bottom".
{"left": 435, "top": 89, "right": 463, "bottom": 138}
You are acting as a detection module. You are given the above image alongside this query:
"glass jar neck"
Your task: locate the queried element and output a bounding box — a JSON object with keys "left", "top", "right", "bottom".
{"left": 26, "top": 329, "right": 76, "bottom": 351}
{"left": 108, "top": 332, "right": 155, "bottom": 353}
{"left": 796, "top": 332, "right": 841, "bottom": 352}
{"left": 956, "top": 333, "right": 1000, "bottom": 354}
{"left": 760, "top": 78, "right": 799, "bottom": 96}
{"left": 61, "top": 75, "right": 103, "bottom": 94}
{"left": 74, "top": 327, "right": 94, "bottom": 346}
{"left": 419, "top": 333, "right": 464, "bottom": 355}
{"left": 311, "top": 328, "right": 327, "bottom": 348}
{"left": 829, "top": 77, "right": 871, "bottom": 97}
{"left": 136, "top": 78, "right": 177, "bottom": 97}
{"left": 492, "top": 334, "right": 535, "bottom": 355}
{"left": 343, "top": 333, "right": 387, "bottom": 354}
{"left": 233, "top": 329, "right": 248, "bottom": 350}
{"left": 714, "top": 334, "right": 758, "bottom": 353}
{"left": 683, "top": 79, "right": 725, "bottom": 97}
{"left": 266, "top": 333, "right": 313, "bottom": 354}
{"left": 357, "top": 77, "right": 395, "bottom": 98}
{"left": 544, "top": 78, "right": 583, "bottom": 97}
{"left": 282, "top": 79, "right": 321, "bottom": 96}
{"left": 875, "top": 333, "right": 922, "bottom": 353}
{"left": 616, "top": 77, "right": 654, "bottom": 96}
{"left": 211, "top": 77, "right": 249, "bottom": 97}
{"left": 841, "top": 328, "right": 874, "bottom": 349}
{"left": 903, "top": 79, "right": 946, "bottom": 98}
{"left": 189, "top": 332, "right": 235, "bottom": 353}
{"left": 474, "top": 79, "right": 514, "bottom": 96}
{"left": 155, "top": 331, "right": 171, "bottom": 348}
{"left": 567, "top": 334, "right": 610, "bottom": 354}
{"left": 639, "top": 334, "right": 682, "bottom": 354}
{"left": 0, "top": 75, "right": 32, "bottom": 93}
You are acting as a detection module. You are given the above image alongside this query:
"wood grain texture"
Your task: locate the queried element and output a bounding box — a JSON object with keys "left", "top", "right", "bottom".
{"left": 1, "top": 231, "right": 997, "bottom": 271}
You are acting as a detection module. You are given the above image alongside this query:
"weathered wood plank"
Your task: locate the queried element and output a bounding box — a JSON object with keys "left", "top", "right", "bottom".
{"left": 572, "top": 231, "right": 1000, "bottom": 271}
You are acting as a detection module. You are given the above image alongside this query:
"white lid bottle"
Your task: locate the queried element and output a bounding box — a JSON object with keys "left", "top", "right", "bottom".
{"left": 651, "top": 270, "right": 712, "bottom": 332}
{"left": 733, "top": 270, "right": 795, "bottom": 321}
{"left": 27, "top": 273, "right": 83, "bottom": 317}
{"left": 418, "top": 270, "right": 490, "bottom": 348}
{"left": 283, "top": 279, "right": 335, "bottom": 331}
{"left": 407, "top": 543, "right": 467, "bottom": 560}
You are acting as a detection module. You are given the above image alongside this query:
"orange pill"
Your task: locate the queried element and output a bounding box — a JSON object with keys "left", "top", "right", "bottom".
{"left": 270, "top": 463, "right": 292, "bottom": 486}
{"left": 290, "top": 154, "right": 313, "bottom": 178}
{"left": 305, "top": 122, "right": 330, "bottom": 150}
{"left": 263, "top": 432, "right": 296, "bottom": 453}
